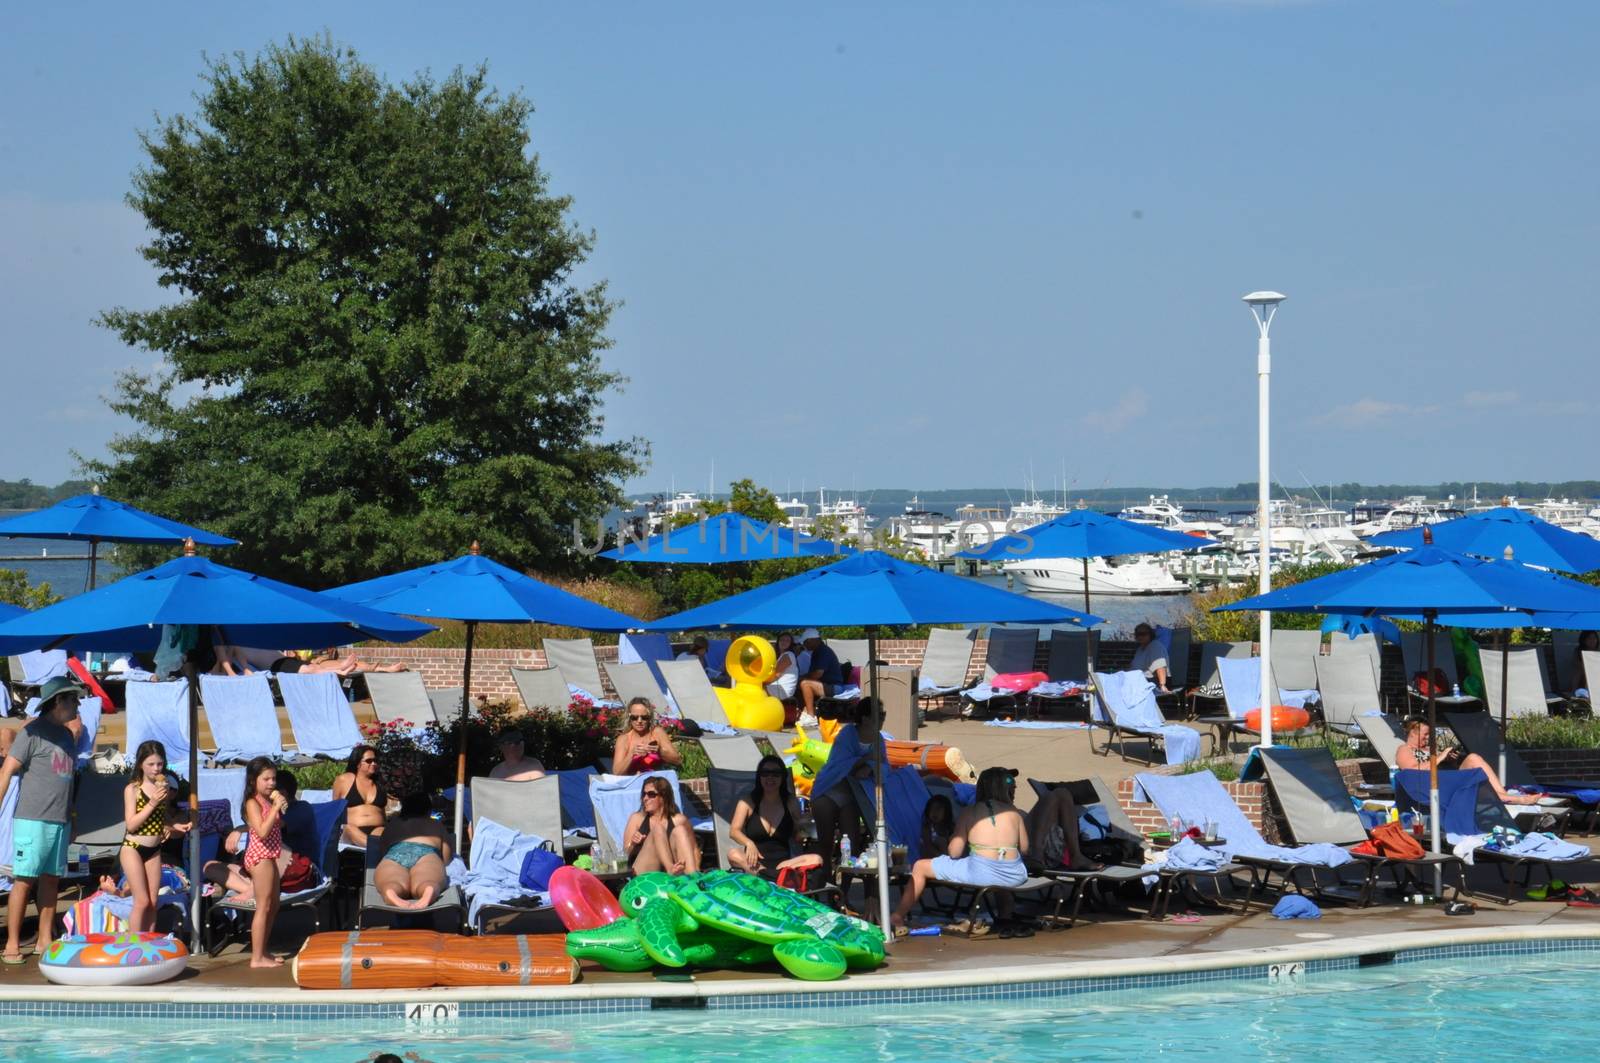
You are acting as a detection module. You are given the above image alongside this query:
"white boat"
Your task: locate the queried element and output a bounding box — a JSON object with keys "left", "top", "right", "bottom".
{"left": 1232, "top": 499, "right": 1361, "bottom": 562}
{"left": 883, "top": 497, "right": 956, "bottom": 558}
{"left": 1009, "top": 496, "right": 1068, "bottom": 527}
{"left": 640, "top": 491, "right": 706, "bottom": 534}
{"left": 1003, "top": 554, "right": 1189, "bottom": 596}
{"left": 774, "top": 496, "right": 812, "bottom": 533}
{"left": 815, "top": 488, "right": 873, "bottom": 539}
{"left": 1115, "top": 495, "right": 1232, "bottom": 539}
{"left": 1348, "top": 497, "right": 1464, "bottom": 539}
{"left": 951, "top": 505, "right": 1015, "bottom": 551}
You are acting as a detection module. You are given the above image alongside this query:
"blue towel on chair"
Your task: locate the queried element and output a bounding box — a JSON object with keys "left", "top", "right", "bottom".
{"left": 199, "top": 674, "right": 284, "bottom": 762}
{"left": 1395, "top": 769, "right": 1485, "bottom": 837}
{"left": 854, "top": 767, "right": 930, "bottom": 850}
{"left": 1096, "top": 671, "right": 1201, "bottom": 765}
{"left": 1161, "top": 837, "right": 1226, "bottom": 872}
{"left": 277, "top": 672, "right": 363, "bottom": 759}
{"left": 587, "top": 771, "right": 689, "bottom": 851}
{"left": 463, "top": 817, "right": 550, "bottom": 925}
{"left": 554, "top": 768, "right": 599, "bottom": 833}
{"left": 125, "top": 680, "right": 194, "bottom": 778}
{"left": 1490, "top": 832, "right": 1588, "bottom": 860}
{"left": 1135, "top": 770, "right": 1351, "bottom": 867}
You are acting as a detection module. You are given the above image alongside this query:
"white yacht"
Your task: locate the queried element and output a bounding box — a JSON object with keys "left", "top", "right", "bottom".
{"left": 1008, "top": 496, "right": 1068, "bottom": 528}
{"left": 1116, "top": 495, "right": 1232, "bottom": 539}
{"left": 883, "top": 497, "right": 956, "bottom": 558}
{"left": 639, "top": 491, "right": 706, "bottom": 534}
{"left": 815, "top": 488, "right": 873, "bottom": 540}
{"left": 951, "top": 505, "right": 1015, "bottom": 551}
{"left": 1003, "top": 554, "right": 1189, "bottom": 596}
{"left": 1232, "top": 499, "right": 1361, "bottom": 562}
{"left": 1348, "top": 497, "right": 1464, "bottom": 539}
{"left": 774, "top": 496, "right": 812, "bottom": 533}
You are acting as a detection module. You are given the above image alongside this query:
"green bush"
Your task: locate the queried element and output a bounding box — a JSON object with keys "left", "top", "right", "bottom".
{"left": 1283, "top": 733, "right": 1362, "bottom": 761}
{"left": 285, "top": 760, "right": 347, "bottom": 791}
{"left": 1176, "top": 757, "right": 1241, "bottom": 781}
{"left": 1506, "top": 715, "right": 1600, "bottom": 750}
{"left": 1183, "top": 561, "right": 1353, "bottom": 643}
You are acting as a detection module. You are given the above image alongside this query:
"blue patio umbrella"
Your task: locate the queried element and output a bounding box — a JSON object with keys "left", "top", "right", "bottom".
{"left": 328, "top": 544, "right": 641, "bottom": 840}
{"left": 1217, "top": 540, "right": 1600, "bottom": 863}
{"left": 599, "top": 511, "right": 855, "bottom": 563}
{"left": 0, "top": 491, "right": 238, "bottom": 590}
{"left": 955, "top": 510, "right": 1216, "bottom": 615}
{"left": 0, "top": 603, "right": 24, "bottom": 622}
{"left": 1370, "top": 507, "right": 1600, "bottom": 575}
{"left": 645, "top": 550, "right": 1099, "bottom": 940}
{"left": 0, "top": 545, "right": 433, "bottom": 950}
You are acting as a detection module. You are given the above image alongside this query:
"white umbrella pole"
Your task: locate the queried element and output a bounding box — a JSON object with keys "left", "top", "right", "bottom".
{"left": 868, "top": 629, "right": 892, "bottom": 945}
{"left": 1082, "top": 559, "right": 1095, "bottom": 675}
{"left": 1426, "top": 616, "right": 1442, "bottom": 896}
{"left": 183, "top": 657, "right": 202, "bottom": 953}
{"left": 453, "top": 621, "right": 476, "bottom": 848}
{"left": 1498, "top": 630, "right": 1510, "bottom": 783}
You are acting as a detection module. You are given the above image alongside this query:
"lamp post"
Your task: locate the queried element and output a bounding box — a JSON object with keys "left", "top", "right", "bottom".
{"left": 1243, "top": 291, "right": 1286, "bottom": 748}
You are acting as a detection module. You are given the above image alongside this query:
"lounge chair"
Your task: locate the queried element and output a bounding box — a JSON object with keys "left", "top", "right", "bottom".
{"left": 196, "top": 766, "right": 247, "bottom": 833}
{"left": 704, "top": 638, "right": 733, "bottom": 682}
{"left": 1024, "top": 777, "right": 1150, "bottom": 924}
{"left": 358, "top": 830, "right": 467, "bottom": 933}
{"left": 1313, "top": 655, "right": 1383, "bottom": 738}
{"left": 659, "top": 659, "right": 734, "bottom": 730}
{"left": 428, "top": 686, "right": 466, "bottom": 726}
{"left": 1441, "top": 710, "right": 1593, "bottom": 827}
{"left": 1086, "top": 671, "right": 1207, "bottom": 766}
{"left": 586, "top": 770, "right": 697, "bottom": 858}
{"left": 206, "top": 797, "right": 346, "bottom": 955}
{"left": 365, "top": 672, "right": 440, "bottom": 730}
{"left": 7, "top": 651, "right": 67, "bottom": 700}
{"left": 602, "top": 662, "right": 668, "bottom": 713}
{"left": 824, "top": 639, "right": 869, "bottom": 677}
{"left": 707, "top": 767, "right": 838, "bottom": 899}
{"left": 1328, "top": 632, "right": 1382, "bottom": 684}
{"left": 551, "top": 767, "right": 600, "bottom": 854}
{"left": 542, "top": 638, "right": 609, "bottom": 703}
{"left": 1550, "top": 631, "right": 1580, "bottom": 695}
{"left": 1199, "top": 656, "right": 1318, "bottom": 752}
{"left": 464, "top": 775, "right": 563, "bottom": 932}
{"left": 1400, "top": 630, "right": 1465, "bottom": 704}
{"left": 1269, "top": 630, "right": 1323, "bottom": 692}
{"left": 916, "top": 628, "right": 977, "bottom": 705}
{"left": 1162, "top": 626, "right": 1193, "bottom": 690}
{"left": 1028, "top": 630, "right": 1096, "bottom": 717}
{"left": 71, "top": 767, "right": 135, "bottom": 863}
{"left": 1133, "top": 769, "right": 1363, "bottom": 916}
{"left": 1394, "top": 767, "right": 1595, "bottom": 903}
{"left": 513, "top": 666, "right": 575, "bottom": 713}
{"left": 960, "top": 627, "right": 1039, "bottom": 716}
{"left": 277, "top": 671, "right": 364, "bottom": 760}
{"left": 1356, "top": 711, "right": 1406, "bottom": 770}
{"left": 1188, "top": 641, "right": 1251, "bottom": 716}
{"left": 701, "top": 734, "right": 765, "bottom": 771}
{"left": 124, "top": 679, "right": 195, "bottom": 775}
{"left": 1580, "top": 650, "right": 1599, "bottom": 709}
{"left": 1251, "top": 746, "right": 1465, "bottom": 905}
{"left": 199, "top": 673, "right": 293, "bottom": 764}
{"left": 1480, "top": 646, "right": 1565, "bottom": 718}
{"left": 617, "top": 632, "right": 675, "bottom": 692}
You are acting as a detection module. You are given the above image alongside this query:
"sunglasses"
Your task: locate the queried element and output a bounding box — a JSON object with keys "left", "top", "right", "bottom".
{"left": 758, "top": 771, "right": 784, "bottom": 779}
{"left": 642, "top": 790, "right": 663, "bottom": 800}
{"left": 628, "top": 714, "right": 651, "bottom": 721}
{"left": 360, "top": 758, "right": 377, "bottom": 765}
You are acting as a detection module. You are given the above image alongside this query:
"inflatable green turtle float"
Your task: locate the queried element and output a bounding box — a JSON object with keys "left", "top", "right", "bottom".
{"left": 565, "top": 870, "right": 885, "bottom": 981}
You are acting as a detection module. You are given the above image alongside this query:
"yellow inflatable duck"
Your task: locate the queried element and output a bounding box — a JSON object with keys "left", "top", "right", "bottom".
{"left": 711, "top": 635, "right": 787, "bottom": 731}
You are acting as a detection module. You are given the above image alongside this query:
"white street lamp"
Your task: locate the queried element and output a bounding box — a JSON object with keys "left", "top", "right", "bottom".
{"left": 1243, "top": 291, "right": 1286, "bottom": 748}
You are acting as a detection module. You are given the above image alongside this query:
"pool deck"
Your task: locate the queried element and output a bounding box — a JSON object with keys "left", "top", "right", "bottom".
{"left": 5, "top": 880, "right": 1600, "bottom": 1006}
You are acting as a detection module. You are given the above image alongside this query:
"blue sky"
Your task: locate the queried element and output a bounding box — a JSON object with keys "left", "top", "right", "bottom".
{"left": 3, "top": 2, "right": 1596, "bottom": 496}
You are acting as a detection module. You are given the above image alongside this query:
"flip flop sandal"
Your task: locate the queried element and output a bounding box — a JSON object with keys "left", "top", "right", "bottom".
{"left": 1565, "top": 888, "right": 1600, "bottom": 908}
{"left": 1171, "top": 912, "right": 1203, "bottom": 924}
{"left": 892, "top": 924, "right": 911, "bottom": 939}
{"left": 1444, "top": 900, "right": 1477, "bottom": 916}
{"left": 0, "top": 954, "right": 25, "bottom": 966}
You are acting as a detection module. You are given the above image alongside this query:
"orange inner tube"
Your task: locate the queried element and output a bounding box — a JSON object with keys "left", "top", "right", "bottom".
{"left": 1243, "top": 706, "right": 1310, "bottom": 733}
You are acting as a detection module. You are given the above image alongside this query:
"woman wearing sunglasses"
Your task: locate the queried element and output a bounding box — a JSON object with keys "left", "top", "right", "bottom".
{"left": 623, "top": 776, "right": 700, "bottom": 875}
{"left": 611, "top": 698, "right": 683, "bottom": 776}
{"left": 332, "top": 744, "right": 390, "bottom": 847}
{"left": 729, "top": 754, "right": 809, "bottom": 878}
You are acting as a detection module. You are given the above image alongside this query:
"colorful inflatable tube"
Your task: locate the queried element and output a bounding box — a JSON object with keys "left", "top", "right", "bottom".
{"left": 39, "top": 933, "right": 188, "bottom": 987}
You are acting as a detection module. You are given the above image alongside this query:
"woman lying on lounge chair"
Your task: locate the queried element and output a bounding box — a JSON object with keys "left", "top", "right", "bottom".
{"left": 1396, "top": 719, "right": 1543, "bottom": 805}
{"left": 891, "top": 767, "right": 1028, "bottom": 934}
{"left": 375, "top": 793, "right": 453, "bottom": 910}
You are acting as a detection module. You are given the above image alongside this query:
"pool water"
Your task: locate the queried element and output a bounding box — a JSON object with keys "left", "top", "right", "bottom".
{"left": 0, "top": 949, "right": 1589, "bottom": 1062}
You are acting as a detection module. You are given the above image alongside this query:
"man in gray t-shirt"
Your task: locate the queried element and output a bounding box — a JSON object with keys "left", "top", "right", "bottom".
{"left": 1, "top": 675, "right": 81, "bottom": 964}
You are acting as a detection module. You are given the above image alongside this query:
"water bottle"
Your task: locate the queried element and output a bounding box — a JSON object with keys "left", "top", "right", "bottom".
{"left": 1451, "top": 682, "right": 1461, "bottom": 698}
{"left": 75, "top": 845, "right": 88, "bottom": 877}
{"left": 839, "top": 833, "right": 853, "bottom": 867}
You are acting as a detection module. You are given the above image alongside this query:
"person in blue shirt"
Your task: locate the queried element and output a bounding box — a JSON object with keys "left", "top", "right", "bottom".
{"left": 797, "top": 628, "right": 842, "bottom": 727}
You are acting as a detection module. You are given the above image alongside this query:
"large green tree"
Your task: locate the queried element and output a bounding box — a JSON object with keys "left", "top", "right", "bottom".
{"left": 92, "top": 38, "right": 644, "bottom": 586}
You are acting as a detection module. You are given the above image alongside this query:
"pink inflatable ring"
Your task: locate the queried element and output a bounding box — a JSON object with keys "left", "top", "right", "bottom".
{"left": 550, "top": 866, "right": 624, "bottom": 931}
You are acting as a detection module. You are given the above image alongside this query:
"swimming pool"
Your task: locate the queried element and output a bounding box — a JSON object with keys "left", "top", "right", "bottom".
{"left": 0, "top": 943, "right": 1591, "bottom": 1062}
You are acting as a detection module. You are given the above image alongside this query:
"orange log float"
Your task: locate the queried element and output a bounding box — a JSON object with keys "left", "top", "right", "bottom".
{"left": 292, "top": 930, "right": 443, "bottom": 990}
{"left": 436, "top": 934, "right": 579, "bottom": 987}
{"left": 885, "top": 741, "right": 976, "bottom": 783}
{"left": 1243, "top": 706, "right": 1311, "bottom": 733}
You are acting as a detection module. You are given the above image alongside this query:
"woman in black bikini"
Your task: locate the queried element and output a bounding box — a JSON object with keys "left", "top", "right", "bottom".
{"left": 729, "top": 755, "right": 808, "bottom": 878}
{"left": 331, "top": 744, "right": 390, "bottom": 846}
{"left": 624, "top": 776, "right": 700, "bottom": 875}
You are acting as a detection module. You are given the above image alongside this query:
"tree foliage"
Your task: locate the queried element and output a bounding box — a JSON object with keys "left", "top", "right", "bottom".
{"left": 1183, "top": 561, "right": 1353, "bottom": 642}
{"left": 90, "top": 37, "right": 643, "bottom": 587}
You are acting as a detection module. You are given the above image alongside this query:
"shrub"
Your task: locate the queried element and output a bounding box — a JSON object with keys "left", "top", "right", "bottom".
{"left": 1182, "top": 561, "right": 1353, "bottom": 643}
{"left": 1506, "top": 715, "right": 1600, "bottom": 750}
{"left": 285, "top": 759, "right": 347, "bottom": 791}
{"left": 1176, "top": 756, "right": 1241, "bottom": 781}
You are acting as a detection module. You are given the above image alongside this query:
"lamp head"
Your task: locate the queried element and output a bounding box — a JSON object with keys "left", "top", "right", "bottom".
{"left": 1242, "top": 291, "right": 1287, "bottom": 307}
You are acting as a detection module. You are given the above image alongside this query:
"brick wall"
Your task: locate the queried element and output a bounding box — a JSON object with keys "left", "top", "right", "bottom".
{"left": 1522, "top": 749, "right": 1600, "bottom": 783}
